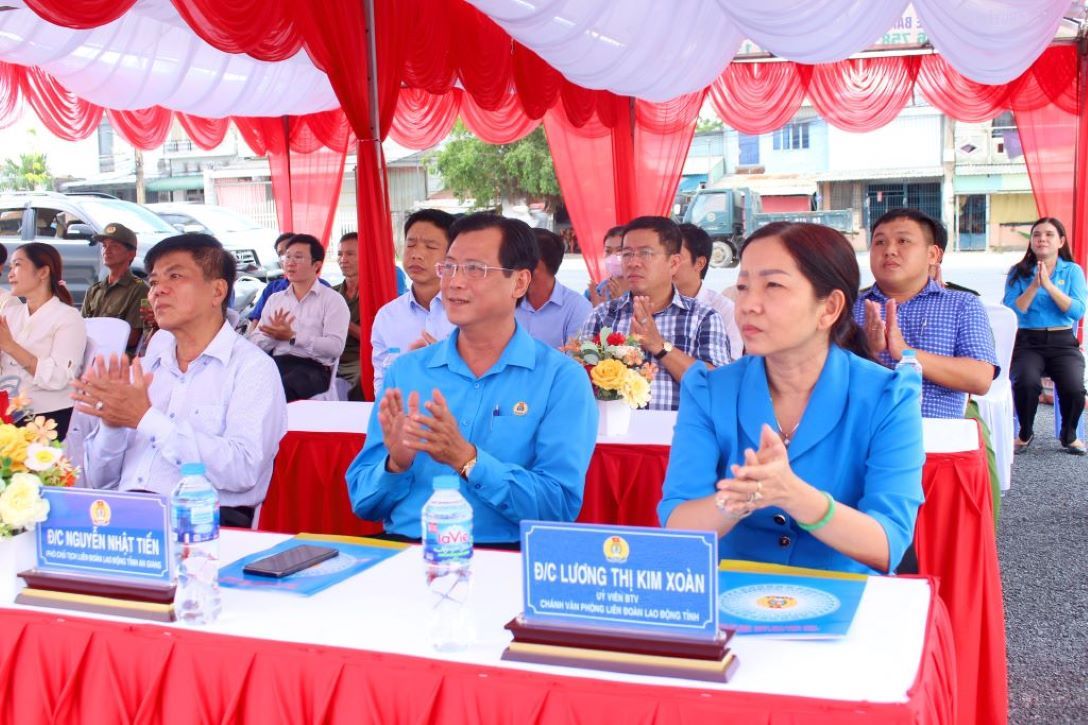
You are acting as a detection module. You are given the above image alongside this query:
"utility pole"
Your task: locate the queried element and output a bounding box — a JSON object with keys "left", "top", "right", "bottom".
{"left": 134, "top": 148, "right": 145, "bottom": 204}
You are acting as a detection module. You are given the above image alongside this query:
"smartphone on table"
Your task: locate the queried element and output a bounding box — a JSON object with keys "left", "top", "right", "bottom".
{"left": 243, "top": 544, "right": 339, "bottom": 578}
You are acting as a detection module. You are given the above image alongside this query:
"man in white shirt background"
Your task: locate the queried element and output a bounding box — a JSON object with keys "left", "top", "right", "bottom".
{"left": 73, "top": 233, "right": 287, "bottom": 529}
{"left": 371, "top": 209, "right": 456, "bottom": 393}
{"left": 676, "top": 223, "right": 742, "bottom": 363}
{"left": 516, "top": 228, "right": 592, "bottom": 348}
{"left": 249, "top": 233, "right": 349, "bottom": 401}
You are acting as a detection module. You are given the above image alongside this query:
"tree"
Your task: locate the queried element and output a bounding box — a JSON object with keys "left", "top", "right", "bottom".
{"left": 428, "top": 123, "right": 561, "bottom": 212}
{"left": 0, "top": 152, "right": 52, "bottom": 191}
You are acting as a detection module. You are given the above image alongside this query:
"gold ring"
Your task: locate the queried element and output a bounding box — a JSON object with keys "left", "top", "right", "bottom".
{"left": 94, "top": 400, "right": 105, "bottom": 411}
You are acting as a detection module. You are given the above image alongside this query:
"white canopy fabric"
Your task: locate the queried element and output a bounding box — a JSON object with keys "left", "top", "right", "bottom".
{"left": 0, "top": 0, "right": 1074, "bottom": 114}
{"left": 0, "top": 0, "right": 338, "bottom": 115}
{"left": 468, "top": 0, "right": 1074, "bottom": 99}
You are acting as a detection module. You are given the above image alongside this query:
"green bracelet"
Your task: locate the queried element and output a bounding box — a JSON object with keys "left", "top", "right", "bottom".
{"left": 798, "top": 492, "right": 836, "bottom": 532}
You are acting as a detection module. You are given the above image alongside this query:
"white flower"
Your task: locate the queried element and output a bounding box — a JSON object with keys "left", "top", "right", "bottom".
{"left": 24, "top": 443, "right": 61, "bottom": 472}
{"left": 0, "top": 472, "right": 48, "bottom": 530}
{"left": 610, "top": 345, "right": 638, "bottom": 359}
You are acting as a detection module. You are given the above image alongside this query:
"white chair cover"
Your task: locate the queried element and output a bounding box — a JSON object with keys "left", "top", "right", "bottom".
{"left": 310, "top": 358, "right": 345, "bottom": 402}
{"left": 65, "top": 317, "right": 132, "bottom": 489}
{"left": 974, "top": 304, "right": 1017, "bottom": 492}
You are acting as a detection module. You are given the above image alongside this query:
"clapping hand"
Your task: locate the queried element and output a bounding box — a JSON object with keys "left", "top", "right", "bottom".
{"left": 1036, "top": 261, "right": 1056, "bottom": 293}
{"left": 0, "top": 316, "right": 15, "bottom": 353}
{"left": 630, "top": 296, "right": 665, "bottom": 355}
{"left": 408, "top": 331, "right": 437, "bottom": 351}
{"left": 378, "top": 388, "right": 419, "bottom": 473}
{"left": 715, "top": 425, "right": 801, "bottom": 517}
{"left": 402, "top": 388, "right": 475, "bottom": 472}
{"left": 258, "top": 309, "right": 295, "bottom": 341}
{"left": 863, "top": 298, "right": 907, "bottom": 361}
{"left": 71, "top": 353, "right": 154, "bottom": 429}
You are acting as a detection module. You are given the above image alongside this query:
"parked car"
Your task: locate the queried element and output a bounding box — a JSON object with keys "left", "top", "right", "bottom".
{"left": 148, "top": 203, "right": 282, "bottom": 281}
{"left": 0, "top": 192, "right": 179, "bottom": 305}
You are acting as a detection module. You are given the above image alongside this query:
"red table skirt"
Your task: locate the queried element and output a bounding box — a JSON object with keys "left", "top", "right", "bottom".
{"left": 261, "top": 428, "right": 1004, "bottom": 725}
{"left": 0, "top": 595, "right": 956, "bottom": 724}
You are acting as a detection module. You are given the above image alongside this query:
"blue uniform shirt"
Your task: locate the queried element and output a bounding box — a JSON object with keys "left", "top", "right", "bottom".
{"left": 1002, "top": 257, "right": 1087, "bottom": 329}
{"left": 853, "top": 280, "right": 998, "bottom": 419}
{"left": 515, "top": 280, "right": 593, "bottom": 348}
{"left": 659, "top": 347, "right": 925, "bottom": 575}
{"left": 346, "top": 324, "right": 598, "bottom": 543}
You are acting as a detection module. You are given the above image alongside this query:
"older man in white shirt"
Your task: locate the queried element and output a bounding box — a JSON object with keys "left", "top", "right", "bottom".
{"left": 675, "top": 223, "right": 743, "bottom": 362}
{"left": 249, "top": 234, "right": 349, "bottom": 401}
{"left": 73, "top": 233, "right": 286, "bottom": 529}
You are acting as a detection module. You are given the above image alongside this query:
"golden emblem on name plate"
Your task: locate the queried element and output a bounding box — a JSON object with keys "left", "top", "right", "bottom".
{"left": 90, "top": 499, "right": 112, "bottom": 527}
{"left": 603, "top": 535, "right": 630, "bottom": 563}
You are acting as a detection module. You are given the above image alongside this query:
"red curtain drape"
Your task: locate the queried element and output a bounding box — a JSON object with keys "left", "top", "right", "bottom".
{"left": 389, "top": 88, "right": 461, "bottom": 149}
{"left": 633, "top": 91, "right": 705, "bottom": 223}
{"left": 1016, "top": 100, "right": 1077, "bottom": 239}
{"left": 176, "top": 114, "right": 230, "bottom": 151}
{"left": 171, "top": 0, "right": 303, "bottom": 62}
{"left": 808, "top": 57, "right": 920, "bottom": 132}
{"left": 709, "top": 63, "right": 811, "bottom": 136}
{"left": 105, "top": 107, "right": 173, "bottom": 150}
{"left": 461, "top": 91, "right": 541, "bottom": 145}
{"left": 16, "top": 68, "right": 102, "bottom": 141}
{"left": 23, "top": 0, "right": 136, "bottom": 29}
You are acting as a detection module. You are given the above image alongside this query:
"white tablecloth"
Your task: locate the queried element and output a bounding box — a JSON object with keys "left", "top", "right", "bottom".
{"left": 2, "top": 530, "right": 932, "bottom": 704}
{"left": 287, "top": 401, "right": 979, "bottom": 453}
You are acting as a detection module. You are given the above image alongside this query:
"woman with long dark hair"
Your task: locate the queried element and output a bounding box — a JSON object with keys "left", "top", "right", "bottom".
{"left": 660, "top": 222, "right": 924, "bottom": 575}
{"left": 1004, "top": 217, "right": 1086, "bottom": 455}
{"left": 0, "top": 242, "right": 86, "bottom": 439}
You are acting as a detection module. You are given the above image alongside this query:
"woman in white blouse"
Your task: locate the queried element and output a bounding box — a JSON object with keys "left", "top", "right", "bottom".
{"left": 0, "top": 243, "right": 87, "bottom": 439}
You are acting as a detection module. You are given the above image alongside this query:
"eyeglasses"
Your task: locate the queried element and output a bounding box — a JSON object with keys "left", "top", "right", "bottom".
{"left": 619, "top": 249, "right": 665, "bottom": 262}
{"left": 435, "top": 262, "right": 514, "bottom": 279}
{"left": 282, "top": 254, "right": 312, "bottom": 264}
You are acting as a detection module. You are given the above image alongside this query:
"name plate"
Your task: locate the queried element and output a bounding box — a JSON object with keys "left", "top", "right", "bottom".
{"left": 521, "top": 522, "right": 718, "bottom": 640}
{"left": 35, "top": 489, "right": 171, "bottom": 583}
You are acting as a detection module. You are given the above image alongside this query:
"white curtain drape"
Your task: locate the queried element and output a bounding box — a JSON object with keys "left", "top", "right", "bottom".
{"left": 0, "top": 1, "right": 338, "bottom": 116}
{"left": 469, "top": 0, "right": 1074, "bottom": 98}
{"left": 0, "top": 0, "right": 1072, "bottom": 113}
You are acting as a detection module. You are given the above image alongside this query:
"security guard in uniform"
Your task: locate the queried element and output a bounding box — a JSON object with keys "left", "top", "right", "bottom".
{"left": 82, "top": 223, "right": 148, "bottom": 356}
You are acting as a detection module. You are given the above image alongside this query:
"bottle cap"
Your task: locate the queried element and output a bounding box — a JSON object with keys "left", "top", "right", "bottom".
{"left": 902, "top": 349, "right": 916, "bottom": 357}
{"left": 180, "top": 462, "right": 206, "bottom": 476}
{"left": 388, "top": 347, "right": 401, "bottom": 353}
{"left": 433, "top": 475, "right": 460, "bottom": 491}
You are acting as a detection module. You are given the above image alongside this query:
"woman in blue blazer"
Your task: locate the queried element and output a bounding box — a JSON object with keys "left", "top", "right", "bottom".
{"left": 660, "top": 222, "right": 924, "bottom": 575}
{"left": 1003, "top": 217, "right": 1086, "bottom": 455}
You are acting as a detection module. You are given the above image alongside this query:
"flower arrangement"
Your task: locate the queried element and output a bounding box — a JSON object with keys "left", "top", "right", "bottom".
{"left": 563, "top": 327, "right": 656, "bottom": 409}
{"left": 0, "top": 411, "right": 77, "bottom": 539}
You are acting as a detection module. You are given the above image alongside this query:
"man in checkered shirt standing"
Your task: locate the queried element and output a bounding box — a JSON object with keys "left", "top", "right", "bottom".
{"left": 580, "top": 216, "right": 732, "bottom": 411}
{"left": 854, "top": 208, "right": 998, "bottom": 418}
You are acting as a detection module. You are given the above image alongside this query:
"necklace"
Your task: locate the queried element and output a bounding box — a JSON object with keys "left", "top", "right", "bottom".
{"left": 775, "top": 416, "right": 801, "bottom": 447}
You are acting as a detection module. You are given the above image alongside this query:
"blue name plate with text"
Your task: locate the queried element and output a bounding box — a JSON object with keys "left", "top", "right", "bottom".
{"left": 520, "top": 521, "right": 719, "bottom": 640}
{"left": 35, "top": 488, "right": 171, "bottom": 583}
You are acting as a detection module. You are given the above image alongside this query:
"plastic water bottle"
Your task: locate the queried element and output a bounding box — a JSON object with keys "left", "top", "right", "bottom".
{"left": 171, "top": 462, "right": 221, "bottom": 625}
{"left": 895, "top": 349, "right": 923, "bottom": 378}
{"left": 896, "top": 349, "right": 924, "bottom": 407}
{"left": 422, "top": 475, "right": 474, "bottom": 651}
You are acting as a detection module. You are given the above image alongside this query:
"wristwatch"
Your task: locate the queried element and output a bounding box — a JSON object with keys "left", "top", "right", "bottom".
{"left": 653, "top": 341, "right": 674, "bottom": 360}
{"left": 459, "top": 449, "right": 478, "bottom": 479}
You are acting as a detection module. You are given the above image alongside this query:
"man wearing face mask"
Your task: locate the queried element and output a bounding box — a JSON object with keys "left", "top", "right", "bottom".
{"left": 586, "top": 226, "right": 628, "bottom": 306}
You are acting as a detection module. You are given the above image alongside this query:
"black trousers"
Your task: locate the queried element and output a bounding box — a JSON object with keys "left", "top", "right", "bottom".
{"left": 1010, "top": 329, "right": 1086, "bottom": 446}
{"left": 273, "top": 354, "right": 331, "bottom": 402}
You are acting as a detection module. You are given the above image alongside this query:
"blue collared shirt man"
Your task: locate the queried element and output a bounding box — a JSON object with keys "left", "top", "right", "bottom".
{"left": 347, "top": 326, "right": 597, "bottom": 542}
{"left": 346, "top": 213, "right": 598, "bottom": 544}
{"left": 516, "top": 279, "right": 592, "bottom": 348}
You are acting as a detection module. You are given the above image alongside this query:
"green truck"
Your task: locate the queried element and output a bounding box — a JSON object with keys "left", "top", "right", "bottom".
{"left": 676, "top": 188, "right": 853, "bottom": 267}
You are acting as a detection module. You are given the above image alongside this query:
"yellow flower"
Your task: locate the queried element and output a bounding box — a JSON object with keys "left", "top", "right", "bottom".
{"left": 0, "top": 472, "right": 48, "bottom": 530}
{"left": 0, "top": 424, "right": 30, "bottom": 470}
{"left": 25, "top": 443, "right": 61, "bottom": 472}
{"left": 24, "top": 416, "right": 58, "bottom": 445}
{"left": 590, "top": 359, "right": 628, "bottom": 391}
{"left": 620, "top": 369, "right": 652, "bottom": 409}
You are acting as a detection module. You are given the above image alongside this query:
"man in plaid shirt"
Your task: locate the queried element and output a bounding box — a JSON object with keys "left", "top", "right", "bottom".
{"left": 581, "top": 216, "right": 732, "bottom": 411}
{"left": 854, "top": 208, "right": 997, "bottom": 418}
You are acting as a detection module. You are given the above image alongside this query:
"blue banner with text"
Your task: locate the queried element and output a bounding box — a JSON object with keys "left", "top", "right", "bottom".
{"left": 521, "top": 521, "right": 718, "bottom": 640}
{"left": 36, "top": 488, "right": 171, "bottom": 583}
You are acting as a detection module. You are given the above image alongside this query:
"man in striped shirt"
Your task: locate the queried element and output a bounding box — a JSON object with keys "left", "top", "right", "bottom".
{"left": 581, "top": 216, "right": 731, "bottom": 411}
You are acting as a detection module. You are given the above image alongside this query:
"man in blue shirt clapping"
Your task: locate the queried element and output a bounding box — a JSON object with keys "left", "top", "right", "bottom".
{"left": 346, "top": 214, "right": 599, "bottom": 545}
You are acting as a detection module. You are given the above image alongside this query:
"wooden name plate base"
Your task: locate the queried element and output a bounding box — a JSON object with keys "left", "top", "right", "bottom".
{"left": 502, "top": 616, "right": 740, "bottom": 683}
{"left": 16, "top": 569, "right": 176, "bottom": 622}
